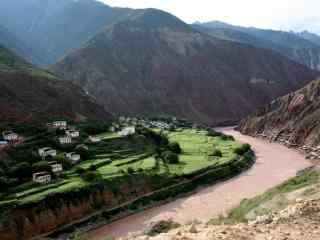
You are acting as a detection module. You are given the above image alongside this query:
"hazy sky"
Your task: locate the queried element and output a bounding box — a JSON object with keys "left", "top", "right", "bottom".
{"left": 100, "top": 0, "right": 320, "bottom": 33}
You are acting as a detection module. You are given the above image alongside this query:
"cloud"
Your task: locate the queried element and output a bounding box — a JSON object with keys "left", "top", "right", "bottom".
{"left": 99, "top": 0, "right": 320, "bottom": 33}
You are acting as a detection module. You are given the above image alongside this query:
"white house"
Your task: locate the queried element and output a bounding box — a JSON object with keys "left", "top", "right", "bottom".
{"left": 0, "top": 141, "right": 8, "bottom": 146}
{"left": 33, "top": 172, "right": 51, "bottom": 184}
{"left": 66, "top": 152, "right": 81, "bottom": 163}
{"left": 66, "top": 130, "right": 80, "bottom": 138}
{"left": 118, "top": 127, "right": 136, "bottom": 137}
{"left": 48, "top": 161, "right": 63, "bottom": 174}
{"left": 48, "top": 121, "right": 67, "bottom": 130}
{"left": 2, "top": 131, "right": 19, "bottom": 141}
{"left": 38, "top": 147, "right": 57, "bottom": 158}
{"left": 89, "top": 136, "right": 101, "bottom": 143}
{"left": 58, "top": 136, "right": 72, "bottom": 145}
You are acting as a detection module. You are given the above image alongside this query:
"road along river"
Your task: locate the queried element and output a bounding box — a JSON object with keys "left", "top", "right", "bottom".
{"left": 87, "top": 127, "right": 312, "bottom": 239}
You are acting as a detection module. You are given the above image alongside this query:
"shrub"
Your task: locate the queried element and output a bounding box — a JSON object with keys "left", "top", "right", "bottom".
{"left": 207, "top": 129, "right": 222, "bottom": 137}
{"left": 9, "top": 162, "right": 32, "bottom": 180}
{"left": 147, "top": 220, "right": 181, "bottom": 236}
{"left": 89, "top": 164, "right": 97, "bottom": 171}
{"left": 168, "top": 142, "right": 182, "bottom": 154}
{"left": 161, "top": 151, "right": 179, "bottom": 164}
{"left": 221, "top": 135, "right": 235, "bottom": 141}
{"left": 234, "top": 143, "right": 251, "bottom": 155}
{"left": 211, "top": 149, "right": 222, "bottom": 157}
{"left": 127, "top": 167, "right": 135, "bottom": 175}
{"left": 32, "top": 161, "right": 51, "bottom": 172}
{"left": 75, "top": 167, "right": 86, "bottom": 175}
{"left": 82, "top": 171, "right": 99, "bottom": 182}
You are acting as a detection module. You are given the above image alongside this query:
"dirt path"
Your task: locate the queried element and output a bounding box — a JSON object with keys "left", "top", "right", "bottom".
{"left": 87, "top": 128, "right": 312, "bottom": 239}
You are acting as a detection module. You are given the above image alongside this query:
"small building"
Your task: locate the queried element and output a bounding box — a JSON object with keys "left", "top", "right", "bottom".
{"left": 33, "top": 172, "right": 51, "bottom": 184}
{"left": 66, "top": 152, "right": 81, "bottom": 164}
{"left": 48, "top": 121, "right": 67, "bottom": 130}
{"left": 48, "top": 161, "right": 63, "bottom": 174}
{"left": 0, "top": 141, "right": 8, "bottom": 146}
{"left": 2, "top": 131, "right": 19, "bottom": 141}
{"left": 118, "top": 126, "right": 136, "bottom": 137}
{"left": 58, "top": 136, "right": 72, "bottom": 145}
{"left": 66, "top": 130, "right": 80, "bottom": 138}
{"left": 89, "top": 136, "right": 101, "bottom": 143}
{"left": 38, "top": 147, "right": 57, "bottom": 158}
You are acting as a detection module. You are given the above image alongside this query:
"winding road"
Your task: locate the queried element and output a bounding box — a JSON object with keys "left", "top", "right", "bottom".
{"left": 87, "top": 127, "right": 312, "bottom": 239}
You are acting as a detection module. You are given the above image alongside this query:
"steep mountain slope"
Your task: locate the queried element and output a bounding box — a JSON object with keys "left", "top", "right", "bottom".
{"left": 0, "top": 46, "right": 111, "bottom": 123}
{"left": 238, "top": 78, "right": 320, "bottom": 146}
{"left": 52, "top": 9, "right": 318, "bottom": 126}
{"left": 195, "top": 21, "right": 320, "bottom": 70}
{"left": 0, "top": 25, "right": 38, "bottom": 64}
{"left": 0, "top": 0, "right": 133, "bottom": 65}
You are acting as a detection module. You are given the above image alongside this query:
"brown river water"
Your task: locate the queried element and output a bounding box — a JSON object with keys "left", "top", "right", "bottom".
{"left": 87, "top": 127, "right": 312, "bottom": 239}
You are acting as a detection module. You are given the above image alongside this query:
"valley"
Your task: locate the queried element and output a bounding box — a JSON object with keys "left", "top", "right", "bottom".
{"left": 0, "top": 1, "right": 320, "bottom": 240}
{"left": 85, "top": 127, "right": 312, "bottom": 239}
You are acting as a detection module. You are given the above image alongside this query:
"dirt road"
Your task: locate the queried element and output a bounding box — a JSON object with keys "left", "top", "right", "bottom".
{"left": 87, "top": 128, "right": 311, "bottom": 239}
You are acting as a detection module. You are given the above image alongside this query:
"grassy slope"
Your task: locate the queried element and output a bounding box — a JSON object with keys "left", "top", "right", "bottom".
{"left": 0, "top": 129, "right": 240, "bottom": 206}
{"left": 210, "top": 168, "right": 320, "bottom": 224}
{"left": 0, "top": 45, "right": 56, "bottom": 78}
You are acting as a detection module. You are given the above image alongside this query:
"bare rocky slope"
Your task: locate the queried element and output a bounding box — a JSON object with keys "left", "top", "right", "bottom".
{"left": 238, "top": 78, "right": 320, "bottom": 149}
{"left": 52, "top": 9, "right": 319, "bottom": 126}
{"left": 0, "top": 46, "right": 111, "bottom": 123}
{"left": 124, "top": 199, "right": 320, "bottom": 240}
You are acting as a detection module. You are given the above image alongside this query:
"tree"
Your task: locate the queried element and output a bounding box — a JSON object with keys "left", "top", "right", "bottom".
{"left": 211, "top": 149, "right": 222, "bottom": 157}
{"left": 234, "top": 143, "right": 251, "bottom": 155}
{"left": 76, "top": 145, "right": 90, "bottom": 160}
{"left": 9, "top": 162, "right": 32, "bottom": 180}
{"left": 81, "top": 171, "right": 100, "bottom": 182}
{"left": 168, "top": 142, "right": 182, "bottom": 154}
{"left": 32, "top": 161, "right": 51, "bottom": 172}
{"left": 161, "top": 151, "right": 179, "bottom": 164}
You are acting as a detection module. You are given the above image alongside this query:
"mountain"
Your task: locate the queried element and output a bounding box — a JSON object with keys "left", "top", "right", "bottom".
{"left": 52, "top": 9, "right": 318, "bottom": 126}
{"left": 0, "top": 45, "right": 111, "bottom": 123}
{"left": 238, "top": 77, "right": 320, "bottom": 147}
{"left": 194, "top": 21, "right": 320, "bottom": 70}
{"left": 0, "top": 25, "right": 39, "bottom": 64}
{"left": 0, "top": 0, "right": 133, "bottom": 65}
{"left": 296, "top": 31, "right": 320, "bottom": 46}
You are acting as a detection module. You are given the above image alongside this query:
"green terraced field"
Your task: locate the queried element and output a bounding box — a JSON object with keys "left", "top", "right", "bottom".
{"left": 0, "top": 128, "right": 242, "bottom": 205}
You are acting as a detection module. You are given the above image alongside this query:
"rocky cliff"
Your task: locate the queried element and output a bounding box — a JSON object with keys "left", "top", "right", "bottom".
{"left": 238, "top": 78, "right": 320, "bottom": 149}
{"left": 52, "top": 9, "right": 318, "bottom": 126}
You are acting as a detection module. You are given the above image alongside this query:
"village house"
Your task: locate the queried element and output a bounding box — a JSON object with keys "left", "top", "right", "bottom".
{"left": 48, "top": 161, "right": 63, "bottom": 174}
{"left": 33, "top": 172, "right": 51, "bottom": 184}
{"left": 38, "top": 147, "right": 57, "bottom": 158}
{"left": 89, "top": 136, "right": 101, "bottom": 143}
{"left": 66, "top": 129, "right": 80, "bottom": 138}
{"left": 48, "top": 121, "right": 68, "bottom": 130}
{"left": 66, "top": 152, "right": 81, "bottom": 164}
{"left": 0, "top": 141, "right": 8, "bottom": 150}
{"left": 58, "top": 135, "right": 72, "bottom": 145}
{"left": 118, "top": 126, "right": 136, "bottom": 137}
{"left": 2, "top": 131, "right": 19, "bottom": 141}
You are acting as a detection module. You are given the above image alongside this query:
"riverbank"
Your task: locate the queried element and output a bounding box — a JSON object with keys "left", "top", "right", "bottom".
{"left": 86, "top": 127, "right": 312, "bottom": 239}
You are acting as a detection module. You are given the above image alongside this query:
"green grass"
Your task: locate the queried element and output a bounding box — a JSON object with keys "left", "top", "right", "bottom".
{"left": 209, "top": 168, "right": 320, "bottom": 224}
